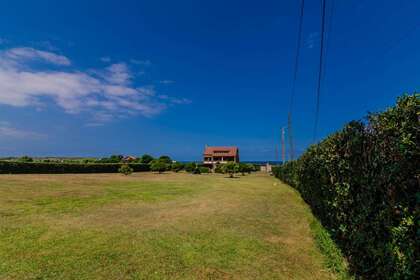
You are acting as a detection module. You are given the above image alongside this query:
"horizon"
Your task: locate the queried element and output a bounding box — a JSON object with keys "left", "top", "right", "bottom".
{"left": 0, "top": 0, "right": 418, "bottom": 161}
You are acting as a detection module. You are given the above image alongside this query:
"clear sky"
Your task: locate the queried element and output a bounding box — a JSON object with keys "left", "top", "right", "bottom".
{"left": 0, "top": 0, "right": 418, "bottom": 161}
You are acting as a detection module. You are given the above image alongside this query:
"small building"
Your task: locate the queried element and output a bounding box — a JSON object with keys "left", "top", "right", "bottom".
{"left": 260, "top": 163, "right": 272, "bottom": 173}
{"left": 203, "top": 146, "right": 239, "bottom": 167}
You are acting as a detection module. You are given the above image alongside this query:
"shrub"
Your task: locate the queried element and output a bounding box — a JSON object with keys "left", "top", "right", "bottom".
{"left": 0, "top": 162, "right": 150, "bottom": 174}
{"left": 192, "top": 167, "right": 201, "bottom": 174}
{"left": 222, "top": 162, "right": 239, "bottom": 178}
{"left": 198, "top": 166, "right": 210, "bottom": 174}
{"left": 18, "top": 156, "right": 33, "bottom": 162}
{"left": 184, "top": 162, "right": 197, "bottom": 173}
{"left": 118, "top": 164, "right": 133, "bottom": 175}
{"left": 150, "top": 161, "right": 168, "bottom": 173}
{"left": 214, "top": 164, "right": 224, "bottom": 174}
{"left": 171, "top": 162, "right": 184, "bottom": 172}
{"left": 272, "top": 94, "right": 419, "bottom": 279}
{"left": 237, "top": 163, "right": 254, "bottom": 175}
{"left": 96, "top": 155, "right": 124, "bottom": 163}
{"left": 247, "top": 163, "right": 256, "bottom": 173}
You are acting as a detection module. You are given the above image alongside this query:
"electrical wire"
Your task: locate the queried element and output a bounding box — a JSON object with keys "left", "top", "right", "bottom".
{"left": 313, "top": 0, "right": 327, "bottom": 142}
{"left": 287, "top": 0, "right": 305, "bottom": 160}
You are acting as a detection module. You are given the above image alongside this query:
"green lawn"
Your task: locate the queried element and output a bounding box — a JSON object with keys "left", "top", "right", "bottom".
{"left": 0, "top": 172, "right": 348, "bottom": 279}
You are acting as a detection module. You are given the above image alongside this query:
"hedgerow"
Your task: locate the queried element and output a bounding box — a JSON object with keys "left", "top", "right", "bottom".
{"left": 273, "top": 94, "right": 419, "bottom": 279}
{"left": 0, "top": 161, "right": 150, "bottom": 174}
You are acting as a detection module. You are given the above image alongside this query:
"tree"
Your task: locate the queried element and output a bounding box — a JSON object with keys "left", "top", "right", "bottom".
{"left": 150, "top": 161, "right": 168, "bottom": 173}
{"left": 159, "top": 155, "right": 172, "bottom": 164}
{"left": 222, "top": 162, "right": 239, "bottom": 178}
{"left": 171, "top": 162, "right": 184, "bottom": 172}
{"left": 119, "top": 164, "right": 133, "bottom": 175}
{"left": 140, "top": 154, "right": 154, "bottom": 164}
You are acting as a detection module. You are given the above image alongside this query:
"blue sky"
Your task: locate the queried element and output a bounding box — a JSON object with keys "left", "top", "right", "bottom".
{"left": 0, "top": 0, "right": 418, "bottom": 161}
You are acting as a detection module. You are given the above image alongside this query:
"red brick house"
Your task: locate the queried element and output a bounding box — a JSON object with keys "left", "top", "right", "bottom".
{"left": 203, "top": 146, "right": 239, "bottom": 167}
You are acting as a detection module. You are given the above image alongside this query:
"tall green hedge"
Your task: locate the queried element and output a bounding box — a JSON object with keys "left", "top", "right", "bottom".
{"left": 273, "top": 94, "right": 419, "bottom": 279}
{"left": 0, "top": 161, "right": 150, "bottom": 174}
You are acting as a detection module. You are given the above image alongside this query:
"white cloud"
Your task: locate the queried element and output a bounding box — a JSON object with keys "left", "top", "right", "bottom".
{"left": 0, "top": 121, "right": 46, "bottom": 139}
{"left": 3, "top": 47, "right": 71, "bottom": 66}
{"left": 0, "top": 47, "right": 190, "bottom": 124}
{"left": 104, "top": 63, "right": 131, "bottom": 85}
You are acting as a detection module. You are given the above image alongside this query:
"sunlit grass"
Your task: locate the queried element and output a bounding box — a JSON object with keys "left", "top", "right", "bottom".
{"left": 0, "top": 172, "right": 348, "bottom": 279}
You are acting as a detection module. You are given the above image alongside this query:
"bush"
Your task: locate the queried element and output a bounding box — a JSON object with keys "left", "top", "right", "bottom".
{"left": 96, "top": 155, "right": 124, "bottom": 163}
{"left": 0, "top": 162, "right": 150, "bottom": 174}
{"left": 184, "top": 162, "right": 197, "bottom": 173}
{"left": 238, "top": 163, "right": 254, "bottom": 175}
{"left": 198, "top": 166, "right": 210, "bottom": 174}
{"left": 171, "top": 162, "right": 184, "bottom": 172}
{"left": 183, "top": 162, "right": 208, "bottom": 174}
{"left": 150, "top": 161, "right": 168, "bottom": 173}
{"left": 18, "top": 156, "right": 33, "bottom": 162}
{"left": 214, "top": 164, "right": 224, "bottom": 174}
{"left": 247, "top": 163, "right": 257, "bottom": 173}
{"left": 222, "top": 162, "right": 239, "bottom": 178}
{"left": 118, "top": 164, "right": 133, "bottom": 175}
{"left": 272, "top": 94, "right": 419, "bottom": 279}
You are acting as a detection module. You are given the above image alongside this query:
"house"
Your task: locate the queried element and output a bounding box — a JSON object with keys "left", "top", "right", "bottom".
{"left": 203, "top": 146, "right": 239, "bottom": 167}
{"left": 123, "top": 155, "right": 137, "bottom": 162}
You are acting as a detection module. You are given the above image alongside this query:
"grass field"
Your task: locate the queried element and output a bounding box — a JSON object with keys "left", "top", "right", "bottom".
{"left": 0, "top": 172, "right": 348, "bottom": 279}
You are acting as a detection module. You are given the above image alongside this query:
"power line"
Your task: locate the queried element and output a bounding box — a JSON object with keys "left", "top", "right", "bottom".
{"left": 323, "top": 0, "right": 335, "bottom": 80}
{"left": 313, "top": 0, "right": 328, "bottom": 142}
{"left": 288, "top": 0, "right": 305, "bottom": 160}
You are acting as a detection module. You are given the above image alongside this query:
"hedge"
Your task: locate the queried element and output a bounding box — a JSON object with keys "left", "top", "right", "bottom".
{"left": 273, "top": 94, "right": 419, "bottom": 279}
{"left": 0, "top": 161, "right": 150, "bottom": 174}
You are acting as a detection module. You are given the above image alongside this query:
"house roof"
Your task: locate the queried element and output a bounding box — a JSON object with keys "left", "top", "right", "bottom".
{"left": 123, "top": 155, "right": 137, "bottom": 161}
{"left": 203, "top": 146, "right": 239, "bottom": 157}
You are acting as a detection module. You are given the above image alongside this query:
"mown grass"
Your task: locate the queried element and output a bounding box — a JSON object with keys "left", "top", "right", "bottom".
{"left": 0, "top": 172, "right": 349, "bottom": 279}
{"left": 310, "top": 220, "right": 354, "bottom": 280}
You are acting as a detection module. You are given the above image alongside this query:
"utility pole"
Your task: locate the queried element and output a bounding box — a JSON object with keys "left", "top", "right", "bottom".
{"left": 281, "top": 127, "right": 286, "bottom": 163}
{"left": 275, "top": 144, "right": 279, "bottom": 162}
{"left": 288, "top": 113, "right": 294, "bottom": 160}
